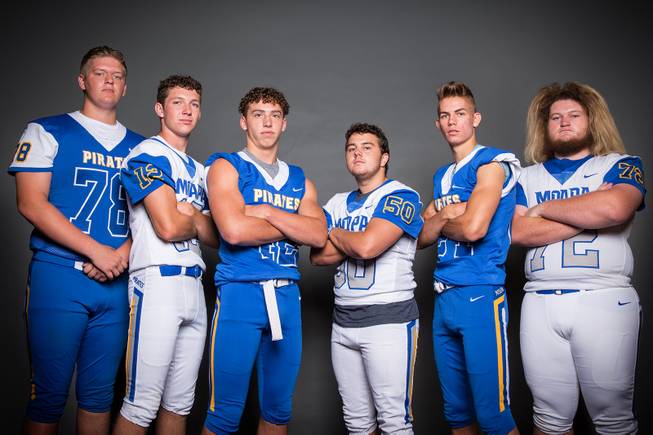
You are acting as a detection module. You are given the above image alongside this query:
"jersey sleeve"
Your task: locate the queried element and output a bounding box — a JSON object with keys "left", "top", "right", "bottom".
{"left": 488, "top": 152, "right": 522, "bottom": 198}
{"left": 121, "top": 152, "right": 175, "bottom": 204}
{"left": 603, "top": 156, "right": 646, "bottom": 193}
{"left": 603, "top": 156, "right": 646, "bottom": 211}
{"left": 8, "top": 122, "right": 59, "bottom": 173}
{"left": 322, "top": 195, "right": 337, "bottom": 233}
{"left": 516, "top": 181, "right": 528, "bottom": 207}
{"left": 372, "top": 190, "right": 424, "bottom": 238}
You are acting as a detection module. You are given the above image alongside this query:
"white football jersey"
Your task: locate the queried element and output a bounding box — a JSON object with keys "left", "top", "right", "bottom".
{"left": 517, "top": 153, "right": 645, "bottom": 291}
{"left": 121, "top": 136, "right": 208, "bottom": 272}
{"left": 323, "top": 180, "right": 423, "bottom": 306}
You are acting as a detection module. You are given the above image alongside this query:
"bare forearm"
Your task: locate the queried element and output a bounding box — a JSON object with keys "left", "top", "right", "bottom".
{"left": 329, "top": 228, "right": 380, "bottom": 260}
{"left": 417, "top": 213, "right": 447, "bottom": 249}
{"left": 194, "top": 213, "right": 220, "bottom": 248}
{"left": 266, "top": 207, "right": 327, "bottom": 247}
{"left": 19, "top": 200, "right": 101, "bottom": 258}
{"left": 220, "top": 215, "right": 285, "bottom": 246}
{"left": 511, "top": 216, "right": 582, "bottom": 247}
{"left": 310, "top": 240, "right": 346, "bottom": 265}
{"left": 537, "top": 189, "right": 635, "bottom": 229}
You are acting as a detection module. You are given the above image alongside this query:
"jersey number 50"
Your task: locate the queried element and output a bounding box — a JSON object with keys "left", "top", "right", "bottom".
{"left": 334, "top": 258, "right": 376, "bottom": 290}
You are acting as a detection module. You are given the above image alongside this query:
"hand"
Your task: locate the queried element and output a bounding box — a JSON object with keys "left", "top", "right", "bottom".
{"left": 177, "top": 201, "right": 197, "bottom": 216}
{"left": 596, "top": 182, "right": 613, "bottom": 191}
{"left": 88, "top": 244, "right": 128, "bottom": 279}
{"left": 441, "top": 202, "right": 467, "bottom": 220}
{"left": 525, "top": 203, "right": 543, "bottom": 218}
{"left": 245, "top": 204, "right": 272, "bottom": 220}
{"left": 82, "top": 263, "right": 108, "bottom": 282}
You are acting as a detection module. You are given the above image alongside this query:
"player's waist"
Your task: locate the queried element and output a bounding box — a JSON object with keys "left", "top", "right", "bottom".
{"left": 32, "top": 250, "right": 86, "bottom": 270}
{"left": 526, "top": 287, "right": 634, "bottom": 294}
{"left": 158, "top": 264, "right": 203, "bottom": 278}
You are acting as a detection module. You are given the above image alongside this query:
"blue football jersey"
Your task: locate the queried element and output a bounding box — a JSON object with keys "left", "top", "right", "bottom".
{"left": 432, "top": 145, "right": 521, "bottom": 286}
{"left": 206, "top": 151, "right": 306, "bottom": 285}
{"left": 8, "top": 113, "right": 144, "bottom": 263}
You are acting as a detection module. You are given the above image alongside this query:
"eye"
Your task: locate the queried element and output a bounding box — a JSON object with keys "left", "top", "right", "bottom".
{"left": 273, "top": 113, "right": 281, "bottom": 119}
{"left": 192, "top": 102, "right": 200, "bottom": 109}
{"left": 457, "top": 112, "right": 465, "bottom": 117}
{"left": 439, "top": 114, "right": 449, "bottom": 120}
{"left": 112, "top": 73, "right": 125, "bottom": 81}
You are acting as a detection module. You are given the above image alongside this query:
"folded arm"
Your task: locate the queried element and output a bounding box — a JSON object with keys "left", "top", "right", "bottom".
{"left": 442, "top": 162, "right": 505, "bottom": 242}
{"left": 245, "top": 178, "right": 327, "bottom": 248}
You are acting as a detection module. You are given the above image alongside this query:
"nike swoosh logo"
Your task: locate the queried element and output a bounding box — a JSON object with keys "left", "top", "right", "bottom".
{"left": 618, "top": 301, "right": 631, "bottom": 306}
{"left": 470, "top": 295, "right": 485, "bottom": 302}
{"left": 292, "top": 187, "right": 304, "bottom": 192}
{"left": 583, "top": 173, "right": 598, "bottom": 178}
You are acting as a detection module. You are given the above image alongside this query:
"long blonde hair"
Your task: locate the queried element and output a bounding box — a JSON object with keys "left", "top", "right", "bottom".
{"left": 524, "top": 82, "right": 625, "bottom": 164}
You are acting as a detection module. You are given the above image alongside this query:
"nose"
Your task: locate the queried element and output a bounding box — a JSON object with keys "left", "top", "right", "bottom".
{"left": 263, "top": 114, "right": 272, "bottom": 126}
{"left": 104, "top": 72, "right": 113, "bottom": 84}
{"left": 559, "top": 115, "right": 571, "bottom": 126}
{"left": 447, "top": 116, "right": 456, "bottom": 126}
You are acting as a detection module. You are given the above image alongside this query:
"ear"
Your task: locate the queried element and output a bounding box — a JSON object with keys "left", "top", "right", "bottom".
{"left": 78, "top": 73, "right": 86, "bottom": 91}
{"left": 154, "top": 102, "right": 164, "bottom": 118}
{"left": 472, "top": 112, "right": 482, "bottom": 128}
{"left": 281, "top": 117, "right": 287, "bottom": 133}
{"left": 122, "top": 83, "right": 127, "bottom": 97}
{"left": 381, "top": 153, "right": 389, "bottom": 168}
{"left": 239, "top": 115, "right": 247, "bottom": 131}
{"left": 435, "top": 118, "right": 442, "bottom": 131}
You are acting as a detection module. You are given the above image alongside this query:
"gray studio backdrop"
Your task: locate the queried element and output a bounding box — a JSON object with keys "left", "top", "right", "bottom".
{"left": 2, "top": 1, "right": 651, "bottom": 433}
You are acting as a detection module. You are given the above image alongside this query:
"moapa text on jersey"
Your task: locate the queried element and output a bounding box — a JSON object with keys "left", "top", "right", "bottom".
{"left": 253, "top": 188, "right": 300, "bottom": 211}
{"left": 82, "top": 150, "right": 125, "bottom": 169}
{"left": 176, "top": 178, "right": 206, "bottom": 203}
{"left": 335, "top": 215, "right": 369, "bottom": 232}
{"left": 535, "top": 186, "right": 590, "bottom": 203}
{"left": 434, "top": 194, "right": 461, "bottom": 212}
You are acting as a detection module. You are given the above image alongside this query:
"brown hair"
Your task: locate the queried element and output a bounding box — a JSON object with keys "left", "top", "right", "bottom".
{"left": 436, "top": 81, "right": 477, "bottom": 113}
{"left": 157, "top": 75, "right": 202, "bottom": 104}
{"left": 80, "top": 46, "right": 127, "bottom": 75}
{"left": 238, "top": 87, "right": 289, "bottom": 117}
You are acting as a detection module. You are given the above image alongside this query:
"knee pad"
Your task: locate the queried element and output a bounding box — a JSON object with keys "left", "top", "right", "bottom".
{"left": 533, "top": 410, "right": 573, "bottom": 435}
{"left": 119, "top": 400, "right": 159, "bottom": 428}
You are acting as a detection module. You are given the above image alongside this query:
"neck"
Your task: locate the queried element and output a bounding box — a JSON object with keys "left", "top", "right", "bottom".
{"left": 80, "top": 100, "right": 117, "bottom": 125}
{"left": 159, "top": 130, "right": 189, "bottom": 153}
{"left": 554, "top": 148, "right": 591, "bottom": 160}
{"left": 246, "top": 142, "right": 278, "bottom": 164}
{"left": 357, "top": 172, "right": 387, "bottom": 194}
{"left": 450, "top": 138, "right": 477, "bottom": 163}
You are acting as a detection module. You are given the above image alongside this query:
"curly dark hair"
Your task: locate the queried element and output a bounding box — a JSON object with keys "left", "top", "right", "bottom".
{"left": 238, "top": 87, "right": 289, "bottom": 117}
{"left": 80, "top": 46, "right": 127, "bottom": 75}
{"left": 345, "top": 122, "right": 390, "bottom": 173}
{"left": 436, "top": 81, "right": 477, "bottom": 113}
{"left": 157, "top": 75, "right": 202, "bottom": 104}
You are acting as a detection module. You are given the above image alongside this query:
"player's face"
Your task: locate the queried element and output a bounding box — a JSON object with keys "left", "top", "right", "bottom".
{"left": 155, "top": 87, "right": 201, "bottom": 139}
{"left": 345, "top": 133, "right": 389, "bottom": 180}
{"left": 547, "top": 99, "right": 590, "bottom": 144}
{"left": 78, "top": 56, "right": 127, "bottom": 110}
{"left": 240, "top": 101, "right": 287, "bottom": 150}
{"left": 435, "top": 96, "right": 481, "bottom": 147}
